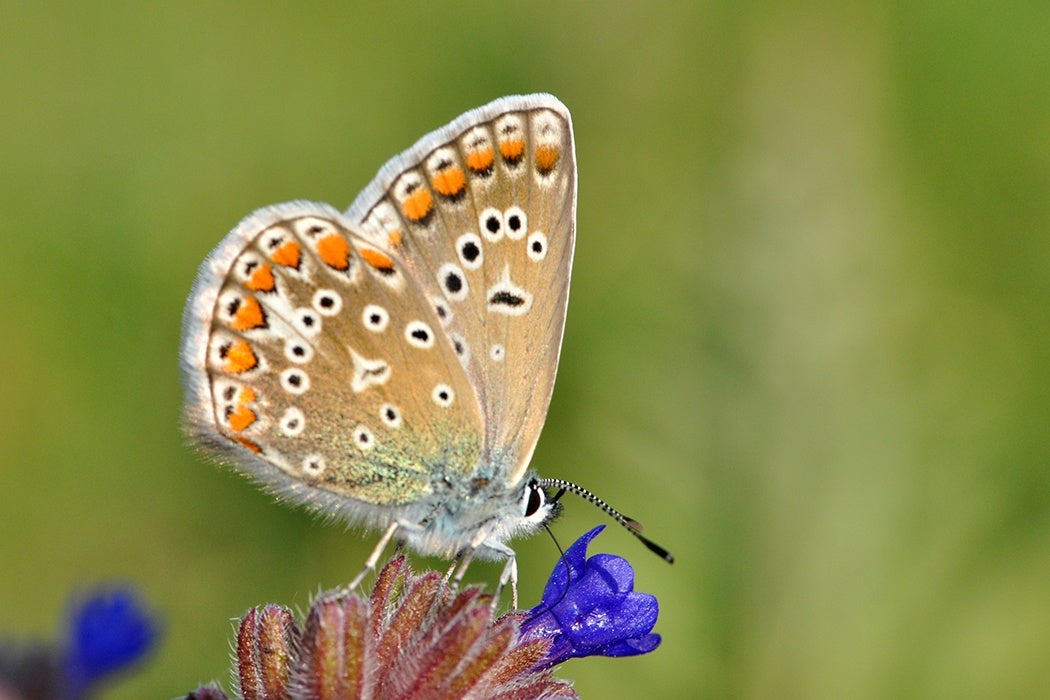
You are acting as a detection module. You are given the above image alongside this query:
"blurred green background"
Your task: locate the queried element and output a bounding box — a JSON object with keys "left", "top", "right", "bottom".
{"left": 2, "top": 2, "right": 1048, "bottom": 698}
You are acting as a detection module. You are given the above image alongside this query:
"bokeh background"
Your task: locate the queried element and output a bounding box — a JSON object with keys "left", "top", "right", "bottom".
{"left": 2, "top": 3, "right": 1048, "bottom": 698}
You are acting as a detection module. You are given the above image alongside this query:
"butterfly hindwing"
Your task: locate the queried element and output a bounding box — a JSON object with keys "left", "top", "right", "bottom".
{"left": 182, "top": 202, "right": 483, "bottom": 513}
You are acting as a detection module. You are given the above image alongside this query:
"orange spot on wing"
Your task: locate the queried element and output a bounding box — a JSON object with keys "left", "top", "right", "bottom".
{"left": 500, "top": 138, "right": 525, "bottom": 162}
{"left": 223, "top": 340, "right": 258, "bottom": 374}
{"left": 228, "top": 403, "right": 257, "bottom": 431}
{"left": 466, "top": 147, "right": 495, "bottom": 173}
{"left": 271, "top": 240, "right": 301, "bottom": 268}
{"left": 246, "top": 263, "right": 275, "bottom": 292}
{"left": 238, "top": 386, "right": 257, "bottom": 404}
{"left": 317, "top": 233, "right": 351, "bottom": 271}
{"left": 535, "top": 144, "right": 560, "bottom": 173}
{"left": 230, "top": 296, "right": 266, "bottom": 331}
{"left": 432, "top": 166, "right": 466, "bottom": 197}
{"left": 359, "top": 247, "right": 395, "bottom": 273}
{"left": 234, "top": 436, "right": 263, "bottom": 454}
{"left": 401, "top": 187, "right": 433, "bottom": 222}
{"left": 387, "top": 229, "right": 403, "bottom": 246}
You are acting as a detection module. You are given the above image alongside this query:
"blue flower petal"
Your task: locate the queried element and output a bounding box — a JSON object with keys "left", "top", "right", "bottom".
{"left": 62, "top": 587, "right": 158, "bottom": 697}
{"left": 522, "top": 526, "right": 662, "bottom": 667}
{"left": 601, "top": 632, "right": 662, "bottom": 658}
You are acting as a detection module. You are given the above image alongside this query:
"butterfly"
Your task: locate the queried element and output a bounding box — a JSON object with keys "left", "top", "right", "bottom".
{"left": 180, "top": 94, "right": 669, "bottom": 600}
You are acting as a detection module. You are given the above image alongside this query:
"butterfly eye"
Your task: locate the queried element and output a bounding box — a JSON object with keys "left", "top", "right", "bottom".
{"left": 523, "top": 480, "right": 546, "bottom": 518}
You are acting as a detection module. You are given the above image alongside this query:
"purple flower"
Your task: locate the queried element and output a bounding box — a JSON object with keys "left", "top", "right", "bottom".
{"left": 520, "top": 526, "right": 661, "bottom": 668}
{"left": 62, "top": 587, "right": 158, "bottom": 698}
{"left": 0, "top": 585, "right": 157, "bottom": 700}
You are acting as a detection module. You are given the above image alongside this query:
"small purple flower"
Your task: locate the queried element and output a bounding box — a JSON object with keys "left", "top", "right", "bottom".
{"left": 521, "top": 525, "right": 661, "bottom": 668}
{"left": 0, "top": 585, "right": 157, "bottom": 700}
{"left": 62, "top": 587, "right": 158, "bottom": 698}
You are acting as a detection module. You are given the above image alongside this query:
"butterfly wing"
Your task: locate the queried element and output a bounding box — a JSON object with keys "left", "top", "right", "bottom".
{"left": 348, "top": 94, "right": 577, "bottom": 488}
{"left": 180, "top": 202, "right": 484, "bottom": 525}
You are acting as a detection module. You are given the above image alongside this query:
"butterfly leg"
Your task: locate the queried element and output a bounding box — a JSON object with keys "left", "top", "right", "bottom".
{"left": 496, "top": 553, "right": 519, "bottom": 611}
{"left": 345, "top": 520, "right": 400, "bottom": 592}
{"left": 445, "top": 553, "right": 463, "bottom": 582}
{"left": 464, "top": 538, "right": 519, "bottom": 611}
{"left": 449, "top": 531, "right": 518, "bottom": 609}
{"left": 452, "top": 546, "right": 479, "bottom": 588}
{"left": 451, "top": 525, "right": 490, "bottom": 586}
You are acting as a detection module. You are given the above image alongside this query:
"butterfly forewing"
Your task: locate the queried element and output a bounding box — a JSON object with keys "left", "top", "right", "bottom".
{"left": 351, "top": 96, "right": 576, "bottom": 488}
{"left": 184, "top": 202, "right": 483, "bottom": 508}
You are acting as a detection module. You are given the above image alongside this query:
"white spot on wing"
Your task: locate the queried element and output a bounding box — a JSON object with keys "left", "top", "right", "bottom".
{"left": 312, "top": 289, "right": 343, "bottom": 316}
{"left": 347, "top": 347, "right": 391, "bottom": 392}
{"left": 504, "top": 206, "right": 527, "bottom": 240}
{"left": 362, "top": 304, "right": 390, "bottom": 332}
{"left": 284, "top": 339, "right": 313, "bottom": 364}
{"left": 456, "top": 232, "right": 484, "bottom": 270}
{"left": 302, "top": 454, "right": 326, "bottom": 476}
{"left": 433, "top": 297, "right": 453, "bottom": 325}
{"left": 526, "top": 231, "right": 548, "bottom": 261}
{"left": 353, "top": 425, "right": 376, "bottom": 451}
{"left": 479, "top": 207, "right": 504, "bottom": 242}
{"left": 437, "top": 263, "right": 469, "bottom": 302}
{"left": 380, "top": 403, "right": 402, "bottom": 428}
{"left": 280, "top": 368, "right": 310, "bottom": 395}
{"left": 432, "top": 384, "right": 454, "bottom": 407}
{"left": 404, "top": 320, "right": 435, "bottom": 349}
{"left": 293, "top": 308, "right": 322, "bottom": 337}
{"left": 280, "top": 407, "right": 305, "bottom": 436}
{"left": 486, "top": 266, "right": 533, "bottom": 316}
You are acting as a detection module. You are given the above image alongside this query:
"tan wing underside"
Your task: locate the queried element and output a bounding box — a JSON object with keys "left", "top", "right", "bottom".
{"left": 202, "top": 213, "right": 483, "bottom": 505}
{"left": 356, "top": 106, "right": 576, "bottom": 486}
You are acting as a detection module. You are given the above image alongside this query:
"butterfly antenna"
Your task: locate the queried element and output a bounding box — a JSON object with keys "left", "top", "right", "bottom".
{"left": 538, "top": 478, "right": 675, "bottom": 564}
{"left": 540, "top": 523, "right": 575, "bottom": 608}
